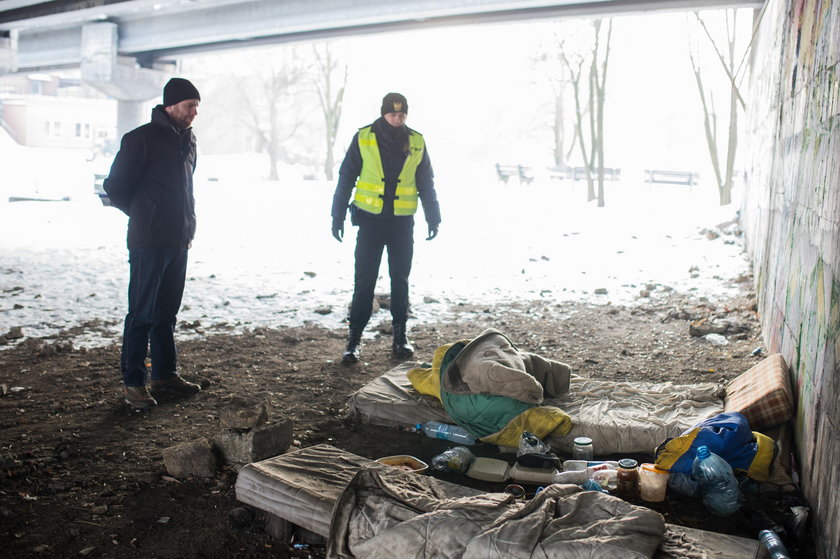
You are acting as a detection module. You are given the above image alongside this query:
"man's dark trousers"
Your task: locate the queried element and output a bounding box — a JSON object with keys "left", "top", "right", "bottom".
{"left": 121, "top": 247, "right": 188, "bottom": 387}
{"left": 349, "top": 214, "right": 414, "bottom": 329}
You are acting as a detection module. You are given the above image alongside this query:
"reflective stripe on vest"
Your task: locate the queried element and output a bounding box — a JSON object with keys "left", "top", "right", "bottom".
{"left": 353, "top": 126, "right": 424, "bottom": 216}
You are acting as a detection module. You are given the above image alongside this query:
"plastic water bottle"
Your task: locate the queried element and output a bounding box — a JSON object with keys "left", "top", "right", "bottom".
{"left": 416, "top": 422, "right": 476, "bottom": 445}
{"left": 758, "top": 530, "right": 792, "bottom": 559}
{"left": 690, "top": 445, "right": 743, "bottom": 517}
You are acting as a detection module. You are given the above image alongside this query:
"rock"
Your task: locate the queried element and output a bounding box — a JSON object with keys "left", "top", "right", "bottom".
{"left": 594, "top": 288, "right": 608, "bottom": 295}
{"left": 314, "top": 307, "right": 332, "bottom": 315}
{"left": 229, "top": 506, "right": 254, "bottom": 527}
{"left": 214, "top": 418, "right": 294, "bottom": 465}
{"left": 161, "top": 438, "right": 219, "bottom": 479}
{"left": 303, "top": 271, "right": 316, "bottom": 278}
{"left": 220, "top": 396, "right": 271, "bottom": 429}
{"left": 4, "top": 327, "right": 23, "bottom": 340}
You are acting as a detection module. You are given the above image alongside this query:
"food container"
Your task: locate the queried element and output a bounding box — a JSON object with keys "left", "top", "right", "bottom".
{"left": 639, "top": 463, "right": 670, "bottom": 502}
{"left": 466, "top": 457, "right": 511, "bottom": 482}
{"left": 376, "top": 455, "right": 429, "bottom": 474}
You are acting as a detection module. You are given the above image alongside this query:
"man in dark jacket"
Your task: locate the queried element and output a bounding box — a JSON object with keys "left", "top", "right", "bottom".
{"left": 104, "top": 77, "right": 202, "bottom": 409}
{"left": 331, "top": 92, "right": 441, "bottom": 364}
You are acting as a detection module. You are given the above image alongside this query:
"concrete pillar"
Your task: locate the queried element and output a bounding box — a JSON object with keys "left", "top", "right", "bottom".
{"left": 117, "top": 100, "right": 147, "bottom": 138}
{"left": 80, "top": 22, "right": 170, "bottom": 136}
{"left": 0, "top": 31, "right": 17, "bottom": 76}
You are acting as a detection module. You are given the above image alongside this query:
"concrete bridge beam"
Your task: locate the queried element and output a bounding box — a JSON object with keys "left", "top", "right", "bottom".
{"left": 80, "top": 22, "right": 171, "bottom": 135}
{"left": 0, "top": 31, "right": 16, "bottom": 76}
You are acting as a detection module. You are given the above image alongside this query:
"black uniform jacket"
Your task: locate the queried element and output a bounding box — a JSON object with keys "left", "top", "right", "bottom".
{"left": 104, "top": 105, "right": 197, "bottom": 250}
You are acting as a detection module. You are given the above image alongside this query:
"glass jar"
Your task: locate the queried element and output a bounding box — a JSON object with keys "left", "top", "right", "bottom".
{"left": 572, "top": 437, "right": 594, "bottom": 461}
{"left": 616, "top": 458, "right": 640, "bottom": 499}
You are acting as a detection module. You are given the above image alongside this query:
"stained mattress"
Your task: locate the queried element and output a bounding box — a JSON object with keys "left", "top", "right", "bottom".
{"left": 347, "top": 363, "right": 725, "bottom": 455}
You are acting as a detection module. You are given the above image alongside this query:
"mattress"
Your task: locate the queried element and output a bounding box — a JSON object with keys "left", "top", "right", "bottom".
{"left": 234, "top": 444, "right": 758, "bottom": 559}
{"left": 348, "top": 363, "right": 725, "bottom": 456}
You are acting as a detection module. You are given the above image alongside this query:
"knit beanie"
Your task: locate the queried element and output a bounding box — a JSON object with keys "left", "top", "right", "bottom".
{"left": 380, "top": 92, "right": 408, "bottom": 115}
{"left": 163, "top": 78, "right": 201, "bottom": 107}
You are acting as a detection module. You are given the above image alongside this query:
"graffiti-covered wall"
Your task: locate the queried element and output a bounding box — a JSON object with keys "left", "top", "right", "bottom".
{"left": 742, "top": 1, "right": 839, "bottom": 557}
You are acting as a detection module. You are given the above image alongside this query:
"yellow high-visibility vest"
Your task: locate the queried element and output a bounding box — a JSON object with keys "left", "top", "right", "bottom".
{"left": 353, "top": 126, "right": 424, "bottom": 216}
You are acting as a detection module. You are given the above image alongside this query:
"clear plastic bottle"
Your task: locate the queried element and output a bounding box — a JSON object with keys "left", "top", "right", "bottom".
{"left": 690, "top": 445, "right": 743, "bottom": 517}
{"left": 416, "top": 422, "right": 476, "bottom": 445}
{"left": 758, "top": 530, "right": 792, "bottom": 559}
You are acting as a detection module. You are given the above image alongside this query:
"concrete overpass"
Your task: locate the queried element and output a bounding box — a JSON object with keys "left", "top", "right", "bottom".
{"left": 1, "top": 0, "right": 762, "bottom": 71}
{"left": 0, "top": 0, "right": 762, "bottom": 134}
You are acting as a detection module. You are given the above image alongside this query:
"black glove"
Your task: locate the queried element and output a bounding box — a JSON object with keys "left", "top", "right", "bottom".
{"left": 331, "top": 220, "right": 344, "bottom": 242}
{"left": 426, "top": 225, "right": 438, "bottom": 241}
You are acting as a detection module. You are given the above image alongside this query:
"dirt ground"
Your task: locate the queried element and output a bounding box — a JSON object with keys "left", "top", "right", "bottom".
{"left": 0, "top": 283, "right": 812, "bottom": 558}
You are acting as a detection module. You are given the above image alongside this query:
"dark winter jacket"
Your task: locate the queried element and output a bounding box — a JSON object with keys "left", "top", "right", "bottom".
{"left": 331, "top": 117, "right": 440, "bottom": 226}
{"left": 104, "top": 105, "right": 197, "bottom": 249}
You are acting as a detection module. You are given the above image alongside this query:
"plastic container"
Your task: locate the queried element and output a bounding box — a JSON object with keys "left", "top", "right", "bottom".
{"left": 375, "top": 455, "right": 429, "bottom": 474}
{"left": 572, "top": 437, "right": 594, "bottom": 460}
{"left": 690, "top": 445, "right": 743, "bottom": 517}
{"left": 431, "top": 446, "right": 475, "bottom": 473}
{"left": 639, "top": 463, "right": 670, "bottom": 502}
{"left": 562, "top": 459, "right": 589, "bottom": 472}
{"left": 758, "top": 530, "right": 792, "bottom": 559}
{"left": 416, "top": 421, "right": 476, "bottom": 445}
{"left": 466, "top": 457, "right": 511, "bottom": 482}
{"left": 616, "top": 458, "right": 639, "bottom": 499}
{"left": 509, "top": 463, "right": 558, "bottom": 484}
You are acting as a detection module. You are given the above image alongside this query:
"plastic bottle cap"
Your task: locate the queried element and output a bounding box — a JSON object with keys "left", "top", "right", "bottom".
{"left": 696, "top": 445, "right": 710, "bottom": 459}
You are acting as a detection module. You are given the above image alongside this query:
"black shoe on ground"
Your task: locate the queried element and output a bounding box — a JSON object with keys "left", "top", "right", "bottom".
{"left": 151, "top": 374, "right": 201, "bottom": 396}
{"left": 342, "top": 327, "right": 363, "bottom": 364}
{"left": 392, "top": 323, "right": 414, "bottom": 359}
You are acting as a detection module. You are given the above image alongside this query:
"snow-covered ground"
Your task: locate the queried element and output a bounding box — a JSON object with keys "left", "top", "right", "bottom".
{"left": 0, "top": 149, "right": 750, "bottom": 349}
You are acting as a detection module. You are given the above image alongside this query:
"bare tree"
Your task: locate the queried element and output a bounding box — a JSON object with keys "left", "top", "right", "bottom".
{"left": 311, "top": 42, "right": 348, "bottom": 181}
{"left": 229, "top": 49, "right": 307, "bottom": 180}
{"left": 560, "top": 18, "right": 612, "bottom": 206}
{"left": 533, "top": 30, "right": 573, "bottom": 168}
{"left": 687, "top": 9, "right": 753, "bottom": 206}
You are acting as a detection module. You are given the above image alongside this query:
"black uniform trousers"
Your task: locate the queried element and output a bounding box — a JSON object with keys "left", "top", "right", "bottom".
{"left": 349, "top": 213, "right": 414, "bottom": 329}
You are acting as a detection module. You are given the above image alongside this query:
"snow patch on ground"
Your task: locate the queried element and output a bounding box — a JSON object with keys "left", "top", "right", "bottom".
{"left": 0, "top": 150, "right": 750, "bottom": 349}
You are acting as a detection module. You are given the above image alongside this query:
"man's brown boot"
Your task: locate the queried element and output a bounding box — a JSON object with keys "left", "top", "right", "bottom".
{"left": 123, "top": 384, "right": 157, "bottom": 409}
{"left": 151, "top": 374, "right": 201, "bottom": 396}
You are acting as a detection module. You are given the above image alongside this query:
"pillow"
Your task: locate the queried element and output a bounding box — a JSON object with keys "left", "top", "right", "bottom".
{"left": 724, "top": 354, "right": 794, "bottom": 430}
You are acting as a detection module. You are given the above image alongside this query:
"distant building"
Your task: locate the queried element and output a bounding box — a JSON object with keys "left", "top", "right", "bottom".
{"left": 0, "top": 73, "right": 116, "bottom": 153}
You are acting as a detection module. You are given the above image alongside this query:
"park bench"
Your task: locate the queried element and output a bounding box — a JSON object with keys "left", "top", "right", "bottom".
{"left": 495, "top": 163, "right": 534, "bottom": 185}
{"left": 548, "top": 166, "right": 621, "bottom": 181}
{"left": 644, "top": 169, "right": 699, "bottom": 186}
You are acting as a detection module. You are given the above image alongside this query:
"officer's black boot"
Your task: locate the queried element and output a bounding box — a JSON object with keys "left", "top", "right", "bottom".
{"left": 342, "top": 326, "right": 363, "bottom": 364}
{"left": 392, "top": 322, "right": 414, "bottom": 359}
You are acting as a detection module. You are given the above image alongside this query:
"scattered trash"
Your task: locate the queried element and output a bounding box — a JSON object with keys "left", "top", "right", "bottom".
{"left": 430, "top": 446, "right": 475, "bottom": 474}
{"left": 751, "top": 347, "right": 764, "bottom": 356}
{"left": 416, "top": 421, "right": 476, "bottom": 445}
{"left": 758, "top": 529, "right": 792, "bottom": 559}
{"left": 704, "top": 333, "right": 729, "bottom": 345}
{"left": 691, "top": 446, "right": 742, "bottom": 516}
{"left": 517, "top": 431, "right": 551, "bottom": 456}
